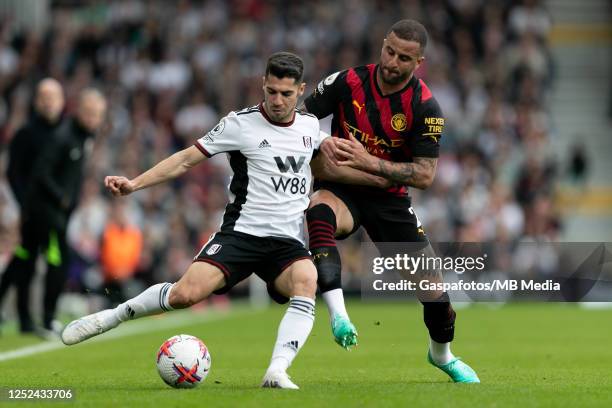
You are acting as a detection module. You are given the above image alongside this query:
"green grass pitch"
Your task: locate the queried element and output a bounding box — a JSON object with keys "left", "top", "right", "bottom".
{"left": 0, "top": 302, "right": 611, "bottom": 407}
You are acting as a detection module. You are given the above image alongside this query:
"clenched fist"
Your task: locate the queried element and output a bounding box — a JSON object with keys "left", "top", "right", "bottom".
{"left": 104, "top": 176, "right": 135, "bottom": 196}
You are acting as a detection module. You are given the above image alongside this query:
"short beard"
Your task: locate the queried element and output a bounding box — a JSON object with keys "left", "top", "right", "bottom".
{"left": 381, "top": 70, "right": 410, "bottom": 85}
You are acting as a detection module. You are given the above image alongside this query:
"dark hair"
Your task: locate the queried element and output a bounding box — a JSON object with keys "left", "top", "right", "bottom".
{"left": 387, "top": 19, "right": 428, "bottom": 53}
{"left": 265, "top": 52, "right": 304, "bottom": 83}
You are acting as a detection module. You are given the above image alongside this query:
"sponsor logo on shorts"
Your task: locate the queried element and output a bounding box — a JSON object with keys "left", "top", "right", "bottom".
{"left": 206, "top": 244, "right": 222, "bottom": 255}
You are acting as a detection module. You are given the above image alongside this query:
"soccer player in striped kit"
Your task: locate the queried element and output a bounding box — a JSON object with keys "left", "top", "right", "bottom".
{"left": 303, "top": 19, "right": 479, "bottom": 383}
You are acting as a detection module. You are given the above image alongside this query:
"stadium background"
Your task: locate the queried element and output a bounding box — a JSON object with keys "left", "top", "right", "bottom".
{"left": 0, "top": 1, "right": 611, "bottom": 406}
{"left": 0, "top": 0, "right": 610, "bottom": 326}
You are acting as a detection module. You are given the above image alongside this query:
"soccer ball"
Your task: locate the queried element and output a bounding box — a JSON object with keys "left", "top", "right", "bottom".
{"left": 156, "top": 334, "right": 211, "bottom": 388}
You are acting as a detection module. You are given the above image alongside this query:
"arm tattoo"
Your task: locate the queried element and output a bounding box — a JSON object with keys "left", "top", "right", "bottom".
{"left": 375, "top": 157, "right": 438, "bottom": 189}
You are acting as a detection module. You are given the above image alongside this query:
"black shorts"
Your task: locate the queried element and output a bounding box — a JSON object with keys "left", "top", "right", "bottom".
{"left": 314, "top": 181, "right": 429, "bottom": 250}
{"left": 194, "top": 231, "right": 312, "bottom": 304}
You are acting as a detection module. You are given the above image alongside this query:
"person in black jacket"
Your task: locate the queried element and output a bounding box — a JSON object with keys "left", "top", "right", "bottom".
{"left": 2, "top": 88, "right": 107, "bottom": 336}
{"left": 7, "top": 79, "right": 65, "bottom": 207}
{"left": 0, "top": 78, "right": 65, "bottom": 333}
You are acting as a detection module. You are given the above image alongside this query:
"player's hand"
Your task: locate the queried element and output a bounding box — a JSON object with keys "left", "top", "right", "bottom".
{"left": 104, "top": 176, "right": 135, "bottom": 196}
{"left": 335, "top": 132, "right": 377, "bottom": 172}
{"left": 319, "top": 137, "right": 342, "bottom": 165}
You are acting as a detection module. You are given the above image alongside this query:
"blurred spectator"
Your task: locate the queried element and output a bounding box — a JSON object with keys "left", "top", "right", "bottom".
{"left": 508, "top": 0, "right": 552, "bottom": 40}
{"left": 100, "top": 199, "right": 143, "bottom": 305}
{"left": 7, "top": 78, "right": 65, "bottom": 207}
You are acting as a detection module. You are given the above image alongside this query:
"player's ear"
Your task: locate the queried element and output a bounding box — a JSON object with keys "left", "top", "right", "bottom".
{"left": 415, "top": 55, "right": 425, "bottom": 70}
{"left": 262, "top": 75, "right": 267, "bottom": 91}
{"left": 297, "top": 82, "right": 306, "bottom": 96}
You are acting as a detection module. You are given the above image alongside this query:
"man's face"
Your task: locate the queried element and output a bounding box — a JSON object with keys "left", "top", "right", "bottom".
{"left": 77, "top": 95, "right": 107, "bottom": 133}
{"left": 379, "top": 32, "right": 424, "bottom": 85}
{"left": 35, "top": 81, "right": 64, "bottom": 123}
{"left": 262, "top": 74, "right": 305, "bottom": 122}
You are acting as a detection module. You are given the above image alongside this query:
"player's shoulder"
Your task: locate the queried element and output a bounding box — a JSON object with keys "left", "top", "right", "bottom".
{"left": 315, "top": 66, "right": 357, "bottom": 91}
{"left": 413, "top": 77, "right": 442, "bottom": 114}
{"left": 226, "top": 104, "right": 262, "bottom": 128}
{"left": 234, "top": 104, "right": 260, "bottom": 117}
{"left": 294, "top": 108, "right": 321, "bottom": 132}
{"left": 323, "top": 64, "right": 372, "bottom": 83}
{"left": 354, "top": 64, "right": 376, "bottom": 75}
{"left": 413, "top": 77, "right": 436, "bottom": 104}
{"left": 295, "top": 108, "right": 317, "bottom": 120}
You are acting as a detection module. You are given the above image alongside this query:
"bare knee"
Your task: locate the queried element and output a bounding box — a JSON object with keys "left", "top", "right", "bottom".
{"left": 308, "top": 190, "right": 353, "bottom": 236}
{"left": 168, "top": 262, "right": 226, "bottom": 309}
{"left": 309, "top": 190, "right": 339, "bottom": 213}
{"left": 168, "top": 285, "right": 199, "bottom": 309}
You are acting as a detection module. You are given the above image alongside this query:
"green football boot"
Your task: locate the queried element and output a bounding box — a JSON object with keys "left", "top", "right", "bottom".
{"left": 331, "top": 314, "right": 358, "bottom": 350}
{"left": 427, "top": 351, "right": 480, "bottom": 383}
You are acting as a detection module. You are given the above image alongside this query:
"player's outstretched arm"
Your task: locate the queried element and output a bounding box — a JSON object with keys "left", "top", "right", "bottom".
{"left": 335, "top": 133, "right": 437, "bottom": 190}
{"left": 104, "top": 145, "right": 206, "bottom": 196}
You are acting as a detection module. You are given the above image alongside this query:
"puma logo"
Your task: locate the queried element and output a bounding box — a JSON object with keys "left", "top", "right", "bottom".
{"left": 352, "top": 100, "right": 365, "bottom": 115}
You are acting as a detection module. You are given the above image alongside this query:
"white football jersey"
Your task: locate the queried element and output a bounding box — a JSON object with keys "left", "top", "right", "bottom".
{"left": 195, "top": 103, "right": 328, "bottom": 244}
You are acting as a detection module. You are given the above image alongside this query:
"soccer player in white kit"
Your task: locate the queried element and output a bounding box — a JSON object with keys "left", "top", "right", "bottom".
{"left": 61, "top": 52, "right": 385, "bottom": 389}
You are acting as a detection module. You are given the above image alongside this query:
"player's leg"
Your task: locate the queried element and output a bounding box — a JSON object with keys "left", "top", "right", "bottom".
{"left": 306, "top": 188, "right": 359, "bottom": 349}
{"left": 410, "top": 245, "right": 478, "bottom": 382}
{"left": 61, "top": 261, "right": 225, "bottom": 345}
{"left": 261, "top": 259, "right": 317, "bottom": 389}
{"left": 364, "top": 202, "right": 479, "bottom": 383}
{"left": 416, "top": 260, "right": 479, "bottom": 381}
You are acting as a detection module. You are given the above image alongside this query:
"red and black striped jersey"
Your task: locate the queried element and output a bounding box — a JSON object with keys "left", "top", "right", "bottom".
{"left": 304, "top": 64, "right": 444, "bottom": 196}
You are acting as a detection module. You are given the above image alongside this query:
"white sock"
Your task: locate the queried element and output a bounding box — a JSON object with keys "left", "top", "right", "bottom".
{"left": 429, "top": 338, "right": 455, "bottom": 365}
{"left": 114, "top": 283, "right": 174, "bottom": 322}
{"left": 267, "top": 296, "right": 315, "bottom": 373}
{"left": 322, "top": 288, "right": 348, "bottom": 321}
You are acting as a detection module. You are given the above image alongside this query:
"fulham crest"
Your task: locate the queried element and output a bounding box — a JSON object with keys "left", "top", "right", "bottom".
{"left": 206, "top": 244, "right": 222, "bottom": 255}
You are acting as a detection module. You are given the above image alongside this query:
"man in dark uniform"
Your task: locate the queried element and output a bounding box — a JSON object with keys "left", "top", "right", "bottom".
{"left": 303, "top": 20, "right": 479, "bottom": 382}
{"left": 0, "top": 78, "right": 65, "bottom": 333}
{"left": 1, "top": 88, "right": 107, "bottom": 337}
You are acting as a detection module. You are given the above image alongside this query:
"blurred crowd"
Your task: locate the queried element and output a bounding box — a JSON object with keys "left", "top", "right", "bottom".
{"left": 0, "top": 0, "right": 559, "bottom": 298}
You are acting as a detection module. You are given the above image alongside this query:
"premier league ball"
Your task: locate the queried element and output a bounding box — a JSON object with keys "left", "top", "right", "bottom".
{"left": 156, "top": 334, "right": 211, "bottom": 388}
